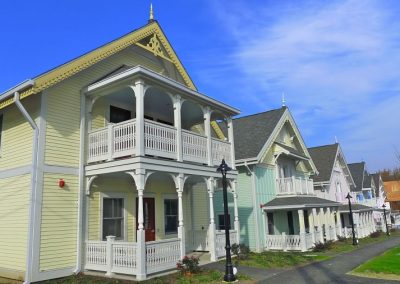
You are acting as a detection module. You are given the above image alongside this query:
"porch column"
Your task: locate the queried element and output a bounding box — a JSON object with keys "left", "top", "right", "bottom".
{"left": 207, "top": 177, "right": 217, "bottom": 261}
{"left": 176, "top": 173, "right": 185, "bottom": 259}
{"left": 335, "top": 210, "right": 342, "bottom": 237}
{"left": 231, "top": 179, "right": 240, "bottom": 243}
{"left": 204, "top": 107, "right": 212, "bottom": 166}
{"left": 371, "top": 211, "right": 376, "bottom": 232}
{"left": 134, "top": 80, "right": 145, "bottom": 157}
{"left": 174, "top": 95, "right": 183, "bottom": 162}
{"left": 327, "top": 207, "right": 337, "bottom": 240}
{"left": 227, "top": 118, "right": 236, "bottom": 169}
{"left": 135, "top": 171, "right": 146, "bottom": 280}
{"left": 318, "top": 208, "right": 325, "bottom": 242}
{"left": 308, "top": 209, "right": 315, "bottom": 244}
{"left": 313, "top": 208, "right": 323, "bottom": 243}
{"left": 298, "top": 209, "right": 307, "bottom": 251}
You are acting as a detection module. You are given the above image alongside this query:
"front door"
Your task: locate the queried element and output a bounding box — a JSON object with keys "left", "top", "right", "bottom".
{"left": 136, "top": 198, "right": 156, "bottom": 241}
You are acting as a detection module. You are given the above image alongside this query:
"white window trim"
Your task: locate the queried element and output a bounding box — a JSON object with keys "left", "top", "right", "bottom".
{"left": 100, "top": 192, "right": 128, "bottom": 241}
{"left": 163, "top": 195, "right": 178, "bottom": 236}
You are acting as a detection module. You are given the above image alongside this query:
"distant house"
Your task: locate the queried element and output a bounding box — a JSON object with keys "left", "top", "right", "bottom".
{"left": 308, "top": 144, "right": 376, "bottom": 238}
{"left": 384, "top": 180, "right": 400, "bottom": 228}
{"left": 215, "top": 107, "right": 341, "bottom": 252}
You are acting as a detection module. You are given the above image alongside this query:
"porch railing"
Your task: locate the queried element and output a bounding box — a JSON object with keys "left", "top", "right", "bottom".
{"left": 85, "top": 238, "right": 180, "bottom": 276}
{"left": 87, "top": 119, "right": 232, "bottom": 166}
{"left": 276, "top": 177, "right": 314, "bottom": 195}
{"left": 215, "top": 230, "right": 238, "bottom": 258}
{"left": 266, "top": 233, "right": 314, "bottom": 251}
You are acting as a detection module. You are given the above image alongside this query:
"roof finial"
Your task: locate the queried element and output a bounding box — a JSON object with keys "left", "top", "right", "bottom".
{"left": 281, "top": 92, "right": 286, "bottom": 107}
{"left": 149, "top": 3, "right": 154, "bottom": 22}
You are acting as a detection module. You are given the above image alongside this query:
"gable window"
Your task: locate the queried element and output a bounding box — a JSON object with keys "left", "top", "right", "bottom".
{"left": 0, "top": 114, "right": 3, "bottom": 152}
{"left": 164, "top": 199, "right": 178, "bottom": 234}
{"left": 218, "top": 214, "right": 231, "bottom": 230}
{"left": 102, "top": 198, "right": 124, "bottom": 240}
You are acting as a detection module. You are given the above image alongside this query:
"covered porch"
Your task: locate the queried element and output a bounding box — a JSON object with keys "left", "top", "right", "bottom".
{"left": 83, "top": 170, "right": 239, "bottom": 280}
{"left": 338, "top": 204, "right": 375, "bottom": 238}
{"left": 262, "top": 196, "right": 341, "bottom": 251}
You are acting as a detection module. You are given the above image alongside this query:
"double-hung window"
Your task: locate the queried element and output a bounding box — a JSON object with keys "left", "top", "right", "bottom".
{"left": 102, "top": 198, "right": 124, "bottom": 240}
{"left": 164, "top": 199, "right": 178, "bottom": 234}
{"left": 218, "top": 214, "right": 231, "bottom": 230}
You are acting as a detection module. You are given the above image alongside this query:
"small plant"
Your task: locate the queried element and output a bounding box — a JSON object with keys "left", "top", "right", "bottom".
{"left": 336, "top": 235, "right": 347, "bottom": 242}
{"left": 369, "top": 231, "right": 381, "bottom": 238}
{"left": 312, "top": 240, "right": 334, "bottom": 252}
{"left": 176, "top": 255, "right": 200, "bottom": 275}
{"left": 231, "top": 243, "right": 250, "bottom": 261}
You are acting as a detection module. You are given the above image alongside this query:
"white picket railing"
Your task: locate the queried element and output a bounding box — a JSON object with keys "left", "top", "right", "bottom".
{"left": 286, "top": 235, "right": 301, "bottom": 250}
{"left": 190, "top": 230, "right": 208, "bottom": 251}
{"left": 304, "top": 233, "right": 314, "bottom": 250}
{"left": 266, "top": 234, "right": 302, "bottom": 251}
{"left": 276, "top": 177, "right": 314, "bottom": 195}
{"left": 215, "top": 230, "right": 237, "bottom": 258}
{"left": 266, "top": 234, "right": 285, "bottom": 250}
{"left": 112, "top": 242, "right": 137, "bottom": 274}
{"left": 211, "top": 138, "right": 232, "bottom": 166}
{"left": 87, "top": 119, "right": 233, "bottom": 166}
{"left": 146, "top": 238, "right": 181, "bottom": 274}
{"left": 182, "top": 130, "right": 207, "bottom": 164}
{"left": 85, "top": 241, "right": 107, "bottom": 271}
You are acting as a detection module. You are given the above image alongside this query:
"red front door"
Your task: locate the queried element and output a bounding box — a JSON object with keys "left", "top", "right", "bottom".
{"left": 136, "top": 198, "right": 155, "bottom": 241}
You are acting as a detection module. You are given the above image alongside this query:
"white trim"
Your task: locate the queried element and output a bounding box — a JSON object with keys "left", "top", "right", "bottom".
{"left": 163, "top": 196, "right": 179, "bottom": 235}
{"left": 0, "top": 165, "right": 31, "bottom": 178}
{"left": 100, "top": 192, "right": 128, "bottom": 241}
{"left": 249, "top": 164, "right": 261, "bottom": 252}
{"left": 43, "top": 165, "right": 79, "bottom": 175}
{"left": 31, "top": 267, "right": 75, "bottom": 283}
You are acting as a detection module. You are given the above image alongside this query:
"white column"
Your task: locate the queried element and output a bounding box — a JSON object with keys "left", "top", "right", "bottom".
{"left": 207, "top": 177, "right": 217, "bottom": 261}
{"left": 328, "top": 207, "right": 337, "bottom": 240}
{"left": 204, "top": 107, "right": 212, "bottom": 166}
{"left": 298, "top": 209, "right": 307, "bottom": 251}
{"left": 176, "top": 173, "right": 185, "bottom": 259}
{"left": 134, "top": 171, "right": 146, "bottom": 280}
{"left": 134, "top": 80, "right": 145, "bottom": 157}
{"left": 231, "top": 180, "right": 240, "bottom": 243}
{"left": 313, "top": 208, "right": 323, "bottom": 243}
{"left": 335, "top": 210, "right": 342, "bottom": 237}
{"left": 318, "top": 208, "right": 325, "bottom": 242}
{"left": 174, "top": 95, "right": 183, "bottom": 162}
{"left": 308, "top": 209, "right": 315, "bottom": 244}
{"left": 105, "top": 235, "right": 115, "bottom": 277}
{"left": 371, "top": 211, "right": 376, "bottom": 232}
{"left": 227, "top": 118, "right": 236, "bottom": 169}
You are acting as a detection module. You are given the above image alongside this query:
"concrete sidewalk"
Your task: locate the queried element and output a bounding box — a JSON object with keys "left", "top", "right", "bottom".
{"left": 204, "top": 236, "right": 400, "bottom": 283}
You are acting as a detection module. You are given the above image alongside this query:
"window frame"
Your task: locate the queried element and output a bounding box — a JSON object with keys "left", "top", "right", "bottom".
{"left": 100, "top": 192, "right": 127, "bottom": 241}
{"left": 164, "top": 198, "right": 178, "bottom": 235}
{"left": 218, "top": 214, "right": 231, "bottom": 231}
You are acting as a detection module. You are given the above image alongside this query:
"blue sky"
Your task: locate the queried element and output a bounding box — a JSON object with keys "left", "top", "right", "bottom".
{"left": 1, "top": 0, "right": 399, "bottom": 172}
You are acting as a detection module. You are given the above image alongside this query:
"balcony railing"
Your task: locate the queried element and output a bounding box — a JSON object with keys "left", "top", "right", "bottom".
{"left": 87, "top": 119, "right": 232, "bottom": 166}
{"left": 276, "top": 177, "right": 314, "bottom": 195}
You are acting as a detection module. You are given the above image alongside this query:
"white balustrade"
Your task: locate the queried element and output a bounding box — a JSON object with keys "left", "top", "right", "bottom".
{"left": 191, "top": 230, "right": 208, "bottom": 251}
{"left": 88, "top": 128, "right": 109, "bottom": 163}
{"left": 286, "top": 235, "right": 301, "bottom": 250}
{"left": 85, "top": 241, "right": 107, "bottom": 271}
{"left": 182, "top": 130, "right": 207, "bottom": 164}
{"left": 113, "top": 119, "right": 136, "bottom": 159}
{"left": 276, "top": 177, "right": 314, "bottom": 196}
{"left": 112, "top": 242, "right": 137, "bottom": 274}
{"left": 211, "top": 138, "right": 232, "bottom": 166}
{"left": 144, "top": 120, "right": 177, "bottom": 159}
{"left": 215, "top": 231, "right": 226, "bottom": 258}
{"left": 266, "top": 234, "right": 303, "bottom": 251}
{"left": 266, "top": 235, "right": 285, "bottom": 250}
{"left": 305, "top": 233, "right": 314, "bottom": 250}
{"left": 146, "top": 238, "right": 181, "bottom": 274}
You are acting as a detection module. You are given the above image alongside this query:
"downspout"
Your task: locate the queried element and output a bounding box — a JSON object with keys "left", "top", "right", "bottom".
{"left": 245, "top": 161, "right": 261, "bottom": 252}
{"left": 14, "top": 91, "right": 39, "bottom": 284}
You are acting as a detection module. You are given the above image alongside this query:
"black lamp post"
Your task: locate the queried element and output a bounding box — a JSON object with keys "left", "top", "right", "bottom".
{"left": 382, "top": 204, "right": 390, "bottom": 236}
{"left": 217, "top": 159, "right": 236, "bottom": 282}
{"left": 345, "top": 193, "right": 357, "bottom": 245}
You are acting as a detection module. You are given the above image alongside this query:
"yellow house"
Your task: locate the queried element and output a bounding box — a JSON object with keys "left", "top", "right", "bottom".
{"left": 0, "top": 12, "right": 240, "bottom": 283}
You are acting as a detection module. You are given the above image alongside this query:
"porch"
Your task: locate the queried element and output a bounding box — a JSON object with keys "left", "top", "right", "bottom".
{"left": 338, "top": 204, "right": 375, "bottom": 238}
{"left": 276, "top": 176, "right": 314, "bottom": 196}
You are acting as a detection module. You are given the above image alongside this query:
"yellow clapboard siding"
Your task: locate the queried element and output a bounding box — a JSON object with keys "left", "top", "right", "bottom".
{"left": 0, "top": 174, "right": 30, "bottom": 271}
{"left": 39, "top": 173, "right": 79, "bottom": 271}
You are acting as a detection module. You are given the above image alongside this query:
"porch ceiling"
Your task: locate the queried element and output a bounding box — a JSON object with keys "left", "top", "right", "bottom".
{"left": 262, "top": 196, "right": 340, "bottom": 211}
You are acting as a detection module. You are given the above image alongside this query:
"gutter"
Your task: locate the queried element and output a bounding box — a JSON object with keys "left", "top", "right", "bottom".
{"left": 11, "top": 84, "right": 39, "bottom": 284}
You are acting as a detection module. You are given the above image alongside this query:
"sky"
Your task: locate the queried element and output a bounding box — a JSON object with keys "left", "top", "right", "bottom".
{"left": 1, "top": 0, "right": 399, "bottom": 172}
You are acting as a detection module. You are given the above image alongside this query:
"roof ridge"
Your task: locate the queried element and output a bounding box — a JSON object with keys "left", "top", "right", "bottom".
{"left": 308, "top": 143, "right": 338, "bottom": 150}
{"left": 233, "top": 107, "right": 285, "bottom": 121}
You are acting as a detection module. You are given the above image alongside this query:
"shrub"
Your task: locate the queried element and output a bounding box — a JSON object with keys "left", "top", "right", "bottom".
{"left": 176, "top": 255, "right": 200, "bottom": 275}
{"left": 336, "top": 235, "right": 347, "bottom": 242}
{"left": 312, "top": 240, "right": 334, "bottom": 252}
{"left": 369, "top": 231, "right": 381, "bottom": 238}
{"left": 231, "top": 243, "right": 250, "bottom": 260}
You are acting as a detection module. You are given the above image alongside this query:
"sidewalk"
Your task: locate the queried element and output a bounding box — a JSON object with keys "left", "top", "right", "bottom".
{"left": 204, "top": 236, "right": 400, "bottom": 283}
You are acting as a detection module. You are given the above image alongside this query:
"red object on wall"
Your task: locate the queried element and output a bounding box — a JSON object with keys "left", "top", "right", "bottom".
{"left": 59, "top": 179, "right": 65, "bottom": 188}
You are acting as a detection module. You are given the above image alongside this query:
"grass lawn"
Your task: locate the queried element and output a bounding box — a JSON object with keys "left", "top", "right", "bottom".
{"left": 351, "top": 246, "right": 400, "bottom": 280}
{"left": 35, "top": 271, "right": 253, "bottom": 284}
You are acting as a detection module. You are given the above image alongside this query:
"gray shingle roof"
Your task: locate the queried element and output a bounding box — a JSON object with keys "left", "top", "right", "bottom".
{"left": 338, "top": 203, "right": 373, "bottom": 212}
{"left": 262, "top": 196, "right": 340, "bottom": 210}
{"left": 222, "top": 107, "right": 286, "bottom": 160}
{"left": 363, "top": 172, "right": 372, "bottom": 188}
{"left": 308, "top": 143, "right": 339, "bottom": 183}
{"left": 348, "top": 162, "right": 365, "bottom": 192}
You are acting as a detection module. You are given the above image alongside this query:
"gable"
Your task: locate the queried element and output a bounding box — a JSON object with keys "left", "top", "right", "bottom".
{"left": 0, "top": 21, "right": 196, "bottom": 111}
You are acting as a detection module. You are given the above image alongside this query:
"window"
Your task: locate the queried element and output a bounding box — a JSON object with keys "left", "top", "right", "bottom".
{"left": 287, "top": 211, "right": 294, "bottom": 235}
{"left": 304, "top": 210, "right": 309, "bottom": 232}
{"left": 102, "top": 198, "right": 124, "bottom": 240}
{"left": 0, "top": 114, "right": 3, "bottom": 151}
{"left": 164, "top": 199, "right": 178, "bottom": 234}
{"left": 267, "top": 212, "right": 275, "bottom": 234}
{"left": 110, "top": 106, "right": 131, "bottom": 123}
{"left": 218, "top": 214, "right": 231, "bottom": 230}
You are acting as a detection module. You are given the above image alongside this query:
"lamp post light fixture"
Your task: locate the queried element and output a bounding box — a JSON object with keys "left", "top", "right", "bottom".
{"left": 217, "top": 159, "right": 236, "bottom": 282}
{"left": 382, "top": 204, "right": 390, "bottom": 236}
{"left": 345, "top": 193, "right": 358, "bottom": 246}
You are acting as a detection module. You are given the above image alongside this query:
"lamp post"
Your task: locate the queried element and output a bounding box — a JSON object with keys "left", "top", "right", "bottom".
{"left": 217, "top": 159, "right": 236, "bottom": 282}
{"left": 345, "top": 193, "right": 357, "bottom": 245}
{"left": 382, "top": 204, "right": 390, "bottom": 236}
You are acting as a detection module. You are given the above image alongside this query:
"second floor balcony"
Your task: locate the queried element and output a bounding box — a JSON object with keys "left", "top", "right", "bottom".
{"left": 85, "top": 66, "right": 239, "bottom": 168}
{"left": 276, "top": 176, "right": 314, "bottom": 195}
